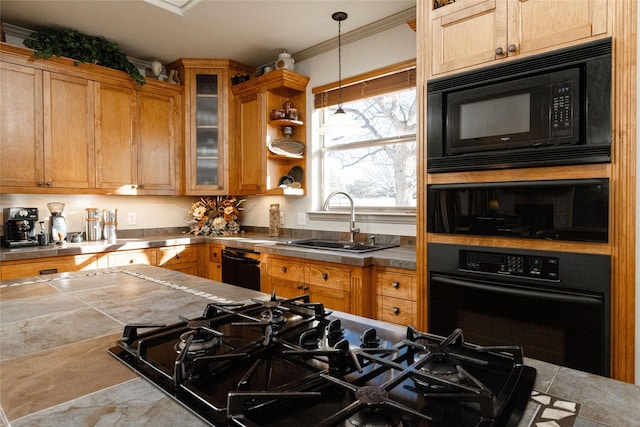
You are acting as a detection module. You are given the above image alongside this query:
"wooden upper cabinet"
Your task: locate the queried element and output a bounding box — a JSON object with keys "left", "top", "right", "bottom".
{"left": 430, "top": 0, "right": 609, "bottom": 76}
{"left": 167, "top": 59, "right": 253, "bottom": 195}
{"left": 95, "top": 83, "right": 180, "bottom": 194}
{"left": 0, "top": 63, "right": 96, "bottom": 190}
{"left": 0, "top": 43, "right": 181, "bottom": 195}
{"left": 232, "top": 69, "right": 309, "bottom": 196}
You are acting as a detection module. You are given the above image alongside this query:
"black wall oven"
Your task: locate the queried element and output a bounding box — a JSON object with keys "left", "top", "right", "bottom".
{"left": 428, "top": 178, "right": 609, "bottom": 243}
{"left": 427, "top": 243, "right": 610, "bottom": 376}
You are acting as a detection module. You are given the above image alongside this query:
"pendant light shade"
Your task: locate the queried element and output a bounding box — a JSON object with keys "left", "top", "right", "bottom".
{"left": 317, "top": 12, "right": 366, "bottom": 137}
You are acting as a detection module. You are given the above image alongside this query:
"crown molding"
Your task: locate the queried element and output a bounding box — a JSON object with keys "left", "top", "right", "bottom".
{"left": 293, "top": 7, "right": 417, "bottom": 63}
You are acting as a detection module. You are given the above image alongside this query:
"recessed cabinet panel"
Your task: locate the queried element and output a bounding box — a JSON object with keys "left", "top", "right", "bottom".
{"left": 0, "top": 62, "right": 43, "bottom": 188}
{"left": 95, "top": 83, "right": 136, "bottom": 189}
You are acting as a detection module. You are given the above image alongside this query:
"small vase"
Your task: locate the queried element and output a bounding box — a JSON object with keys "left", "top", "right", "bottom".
{"left": 150, "top": 60, "right": 162, "bottom": 79}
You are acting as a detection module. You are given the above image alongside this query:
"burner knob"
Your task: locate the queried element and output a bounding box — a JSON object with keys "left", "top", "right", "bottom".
{"left": 361, "top": 328, "right": 382, "bottom": 348}
{"left": 299, "top": 329, "right": 320, "bottom": 350}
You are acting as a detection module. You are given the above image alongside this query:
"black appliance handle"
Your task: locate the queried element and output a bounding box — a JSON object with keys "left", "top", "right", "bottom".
{"left": 431, "top": 274, "right": 601, "bottom": 305}
{"left": 429, "top": 178, "right": 606, "bottom": 191}
{"left": 222, "top": 249, "right": 260, "bottom": 265}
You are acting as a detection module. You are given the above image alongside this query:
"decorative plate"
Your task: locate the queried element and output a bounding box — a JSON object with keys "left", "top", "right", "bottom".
{"left": 268, "top": 139, "right": 305, "bottom": 158}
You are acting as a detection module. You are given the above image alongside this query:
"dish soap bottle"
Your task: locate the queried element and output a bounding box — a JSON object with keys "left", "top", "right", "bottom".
{"left": 269, "top": 204, "right": 280, "bottom": 237}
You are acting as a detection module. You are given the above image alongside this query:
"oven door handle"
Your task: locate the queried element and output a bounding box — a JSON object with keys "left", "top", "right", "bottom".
{"left": 222, "top": 254, "right": 260, "bottom": 264}
{"left": 431, "top": 274, "right": 601, "bottom": 305}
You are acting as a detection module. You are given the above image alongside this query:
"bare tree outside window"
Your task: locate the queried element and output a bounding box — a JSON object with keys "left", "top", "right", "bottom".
{"left": 322, "top": 88, "right": 417, "bottom": 208}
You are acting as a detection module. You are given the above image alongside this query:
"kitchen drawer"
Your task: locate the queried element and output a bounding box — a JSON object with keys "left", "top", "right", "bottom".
{"left": 157, "top": 245, "right": 199, "bottom": 266}
{"left": 376, "top": 296, "right": 416, "bottom": 326}
{"left": 268, "top": 258, "right": 304, "bottom": 282}
{"left": 307, "top": 263, "right": 350, "bottom": 290}
{"left": 107, "top": 249, "right": 156, "bottom": 267}
{"left": 163, "top": 262, "right": 199, "bottom": 276}
{"left": 0, "top": 254, "right": 98, "bottom": 280}
{"left": 375, "top": 269, "right": 416, "bottom": 300}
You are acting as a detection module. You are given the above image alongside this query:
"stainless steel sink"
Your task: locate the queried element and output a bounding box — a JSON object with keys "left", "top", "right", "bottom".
{"left": 281, "top": 239, "right": 398, "bottom": 253}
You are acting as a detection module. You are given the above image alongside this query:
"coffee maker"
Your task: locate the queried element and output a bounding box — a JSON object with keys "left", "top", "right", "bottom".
{"left": 3, "top": 208, "right": 39, "bottom": 248}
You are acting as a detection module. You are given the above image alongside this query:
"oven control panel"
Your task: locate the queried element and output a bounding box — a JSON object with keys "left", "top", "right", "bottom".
{"left": 460, "top": 250, "right": 559, "bottom": 280}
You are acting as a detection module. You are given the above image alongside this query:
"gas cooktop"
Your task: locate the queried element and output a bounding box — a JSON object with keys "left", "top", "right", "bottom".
{"left": 109, "top": 293, "right": 535, "bottom": 426}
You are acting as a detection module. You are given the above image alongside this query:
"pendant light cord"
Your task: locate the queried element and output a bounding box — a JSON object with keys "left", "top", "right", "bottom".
{"left": 337, "top": 16, "right": 343, "bottom": 110}
{"left": 332, "top": 11, "right": 348, "bottom": 113}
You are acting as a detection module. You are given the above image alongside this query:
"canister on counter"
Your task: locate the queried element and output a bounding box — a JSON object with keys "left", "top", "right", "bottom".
{"left": 269, "top": 204, "right": 280, "bottom": 237}
{"left": 103, "top": 209, "right": 118, "bottom": 241}
{"left": 85, "top": 208, "right": 102, "bottom": 241}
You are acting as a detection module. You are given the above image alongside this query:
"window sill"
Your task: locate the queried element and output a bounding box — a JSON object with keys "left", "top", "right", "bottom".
{"left": 307, "top": 210, "right": 416, "bottom": 225}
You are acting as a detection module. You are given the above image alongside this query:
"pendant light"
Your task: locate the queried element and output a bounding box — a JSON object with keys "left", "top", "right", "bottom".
{"left": 318, "top": 12, "right": 366, "bottom": 137}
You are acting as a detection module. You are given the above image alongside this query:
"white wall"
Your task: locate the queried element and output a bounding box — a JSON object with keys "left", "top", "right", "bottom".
{"left": 240, "top": 23, "right": 418, "bottom": 236}
{"left": 0, "top": 194, "right": 197, "bottom": 235}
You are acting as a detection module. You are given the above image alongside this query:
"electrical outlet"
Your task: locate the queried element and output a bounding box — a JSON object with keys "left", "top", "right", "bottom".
{"left": 296, "top": 212, "right": 307, "bottom": 226}
{"left": 127, "top": 212, "right": 137, "bottom": 226}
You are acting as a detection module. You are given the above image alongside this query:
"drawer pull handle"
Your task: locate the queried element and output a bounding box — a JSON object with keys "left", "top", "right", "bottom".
{"left": 322, "top": 273, "right": 328, "bottom": 281}
{"left": 281, "top": 266, "right": 287, "bottom": 273}
{"left": 393, "top": 307, "right": 400, "bottom": 315}
{"left": 392, "top": 281, "right": 400, "bottom": 288}
{"left": 39, "top": 268, "right": 58, "bottom": 275}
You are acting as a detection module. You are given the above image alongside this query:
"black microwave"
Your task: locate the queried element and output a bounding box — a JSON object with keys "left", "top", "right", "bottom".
{"left": 427, "top": 38, "right": 611, "bottom": 172}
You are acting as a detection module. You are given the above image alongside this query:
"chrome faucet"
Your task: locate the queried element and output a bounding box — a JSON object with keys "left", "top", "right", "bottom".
{"left": 322, "top": 191, "right": 360, "bottom": 243}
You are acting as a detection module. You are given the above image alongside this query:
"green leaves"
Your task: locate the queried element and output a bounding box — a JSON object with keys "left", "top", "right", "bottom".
{"left": 23, "top": 27, "right": 146, "bottom": 86}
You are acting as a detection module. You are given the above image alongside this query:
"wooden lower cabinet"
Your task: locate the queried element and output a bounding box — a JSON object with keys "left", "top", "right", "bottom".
{"left": 102, "top": 244, "right": 203, "bottom": 276}
{"left": 261, "top": 254, "right": 372, "bottom": 317}
{"left": 156, "top": 245, "right": 202, "bottom": 276}
{"left": 205, "top": 243, "right": 223, "bottom": 281}
{"left": 1, "top": 244, "right": 204, "bottom": 281}
{"left": 374, "top": 266, "right": 417, "bottom": 326}
{"left": 0, "top": 254, "right": 99, "bottom": 280}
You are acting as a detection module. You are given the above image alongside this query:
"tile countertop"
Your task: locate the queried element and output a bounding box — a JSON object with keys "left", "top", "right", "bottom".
{"left": 1, "top": 266, "right": 639, "bottom": 427}
{"left": 0, "top": 233, "right": 418, "bottom": 270}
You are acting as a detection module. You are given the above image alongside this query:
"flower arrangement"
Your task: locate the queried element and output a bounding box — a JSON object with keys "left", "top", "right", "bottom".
{"left": 187, "top": 196, "right": 245, "bottom": 236}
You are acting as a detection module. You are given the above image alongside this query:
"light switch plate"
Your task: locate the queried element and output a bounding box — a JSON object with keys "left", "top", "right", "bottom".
{"left": 296, "top": 212, "right": 307, "bottom": 226}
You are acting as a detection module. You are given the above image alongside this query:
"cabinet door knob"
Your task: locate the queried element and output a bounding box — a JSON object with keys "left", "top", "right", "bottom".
{"left": 495, "top": 47, "right": 504, "bottom": 55}
{"left": 393, "top": 307, "right": 400, "bottom": 315}
{"left": 322, "top": 273, "right": 328, "bottom": 281}
{"left": 392, "top": 281, "right": 400, "bottom": 289}
{"left": 138, "top": 184, "right": 145, "bottom": 189}
{"left": 175, "top": 253, "right": 181, "bottom": 259}
{"left": 508, "top": 44, "right": 517, "bottom": 52}
{"left": 303, "top": 285, "right": 309, "bottom": 291}
{"left": 281, "top": 266, "right": 287, "bottom": 273}
{"left": 297, "top": 284, "right": 303, "bottom": 289}
{"left": 45, "top": 181, "right": 52, "bottom": 187}
{"left": 37, "top": 181, "right": 44, "bottom": 187}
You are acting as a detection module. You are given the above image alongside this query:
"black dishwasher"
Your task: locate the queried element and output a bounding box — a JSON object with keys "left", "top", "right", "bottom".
{"left": 221, "top": 248, "right": 261, "bottom": 291}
